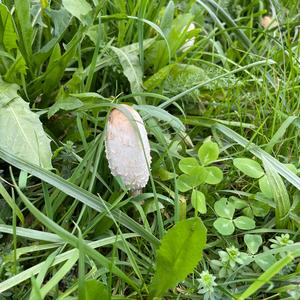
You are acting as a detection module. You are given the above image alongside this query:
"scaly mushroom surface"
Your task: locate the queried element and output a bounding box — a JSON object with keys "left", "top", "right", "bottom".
{"left": 105, "top": 104, "right": 151, "bottom": 192}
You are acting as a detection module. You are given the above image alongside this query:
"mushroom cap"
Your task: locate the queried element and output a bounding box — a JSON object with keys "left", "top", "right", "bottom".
{"left": 105, "top": 104, "right": 151, "bottom": 191}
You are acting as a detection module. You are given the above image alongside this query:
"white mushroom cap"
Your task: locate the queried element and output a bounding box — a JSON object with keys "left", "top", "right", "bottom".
{"left": 105, "top": 104, "right": 151, "bottom": 191}
{"left": 261, "top": 16, "right": 278, "bottom": 29}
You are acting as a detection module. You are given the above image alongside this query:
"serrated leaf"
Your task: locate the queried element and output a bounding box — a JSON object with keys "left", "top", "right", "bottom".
{"left": 149, "top": 217, "right": 207, "bottom": 298}
{"left": 205, "top": 166, "right": 223, "bottom": 184}
{"left": 198, "top": 140, "right": 219, "bottom": 166}
{"left": 233, "top": 216, "right": 256, "bottom": 230}
{"left": 233, "top": 158, "right": 264, "bottom": 178}
{"left": 191, "top": 190, "right": 206, "bottom": 214}
{"left": 213, "top": 218, "right": 235, "bottom": 235}
{"left": 0, "top": 80, "right": 52, "bottom": 168}
{"left": 214, "top": 198, "right": 235, "bottom": 219}
{"left": 179, "top": 157, "right": 199, "bottom": 174}
{"left": 244, "top": 234, "right": 262, "bottom": 254}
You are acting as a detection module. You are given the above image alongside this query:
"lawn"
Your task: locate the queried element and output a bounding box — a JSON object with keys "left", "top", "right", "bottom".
{"left": 0, "top": 0, "right": 300, "bottom": 299}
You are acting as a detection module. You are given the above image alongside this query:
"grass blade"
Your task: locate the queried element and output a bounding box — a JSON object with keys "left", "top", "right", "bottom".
{"left": 263, "top": 158, "right": 291, "bottom": 228}
{"left": 0, "top": 147, "right": 159, "bottom": 247}
{"left": 0, "top": 234, "right": 137, "bottom": 293}
{"left": 11, "top": 175, "right": 139, "bottom": 291}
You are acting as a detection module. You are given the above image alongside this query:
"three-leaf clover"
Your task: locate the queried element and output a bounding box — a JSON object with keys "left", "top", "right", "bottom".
{"left": 177, "top": 139, "right": 223, "bottom": 193}
{"left": 213, "top": 198, "right": 256, "bottom": 235}
{"left": 177, "top": 139, "right": 223, "bottom": 215}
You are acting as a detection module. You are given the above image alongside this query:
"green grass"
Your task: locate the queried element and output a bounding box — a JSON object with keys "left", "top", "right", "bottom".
{"left": 0, "top": 0, "right": 300, "bottom": 299}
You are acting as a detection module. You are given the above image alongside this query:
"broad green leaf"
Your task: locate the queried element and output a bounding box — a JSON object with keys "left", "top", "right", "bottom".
{"left": 244, "top": 234, "right": 262, "bottom": 254}
{"left": 233, "top": 158, "right": 264, "bottom": 178}
{"left": 111, "top": 46, "right": 143, "bottom": 104}
{"left": 191, "top": 190, "right": 206, "bottom": 214}
{"left": 188, "top": 166, "right": 208, "bottom": 185}
{"left": 204, "top": 166, "right": 223, "bottom": 184}
{"left": 0, "top": 4, "right": 18, "bottom": 50}
{"left": 229, "top": 196, "right": 248, "bottom": 209}
{"left": 43, "top": 30, "right": 82, "bottom": 94}
{"left": 177, "top": 174, "right": 193, "bottom": 192}
{"left": 0, "top": 78, "right": 19, "bottom": 106}
{"left": 234, "top": 216, "right": 255, "bottom": 230}
{"left": 213, "top": 218, "right": 235, "bottom": 235}
{"left": 62, "top": 0, "right": 92, "bottom": 24}
{"left": 83, "top": 280, "right": 109, "bottom": 300}
{"left": 198, "top": 140, "right": 219, "bottom": 166}
{"left": 150, "top": 13, "right": 193, "bottom": 71}
{"left": 0, "top": 80, "right": 52, "bottom": 169}
{"left": 33, "top": 6, "right": 72, "bottom": 67}
{"left": 178, "top": 157, "right": 199, "bottom": 174}
{"left": 254, "top": 253, "right": 277, "bottom": 271}
{"left": 252, "top": 201, "right": 270, "bottom": 217}
{"left": 149, "top": 217, "right": 207, "bottom": 298}
{"left": 177, "top": 166, "right": 207, "bottom": 192}
{"left": 258, "top": 175, "right": 273, "bottom": 198}
{"left": 214, "top": 198, "right": 235, "bottom": 219}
